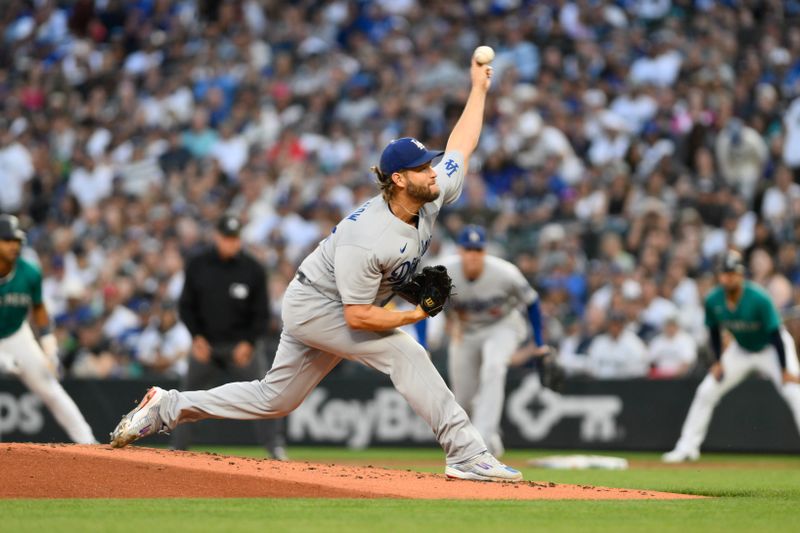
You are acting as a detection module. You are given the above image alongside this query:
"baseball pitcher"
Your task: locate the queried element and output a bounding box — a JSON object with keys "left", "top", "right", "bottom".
{"left": 111, "top": 58, "right": 523, "bottom": 482}
{"left": 441, "top": 225, "right": 548, "bottom": 457}
{"left": 0, "top": 214, "right": 97, "bottom": 444}
{"left": 663, "top": 250, "right": 800, "bottom": 462}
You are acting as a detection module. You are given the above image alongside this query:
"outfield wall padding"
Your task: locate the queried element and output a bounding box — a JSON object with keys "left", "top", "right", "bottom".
{"left": 1, "top": 373, "right": 798, "bottom": 452}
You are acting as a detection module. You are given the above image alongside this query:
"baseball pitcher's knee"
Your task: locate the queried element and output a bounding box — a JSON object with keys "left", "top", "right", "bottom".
{"left": 258, "top": 383, "right": 303, "bottom": 417}
{"left": 269, "top": 396, "right": 301, "bottom": 417}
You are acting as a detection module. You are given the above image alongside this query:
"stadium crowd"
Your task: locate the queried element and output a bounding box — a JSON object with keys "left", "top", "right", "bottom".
{"left": 2, "top": 0, "right": 800, "bottom": 380}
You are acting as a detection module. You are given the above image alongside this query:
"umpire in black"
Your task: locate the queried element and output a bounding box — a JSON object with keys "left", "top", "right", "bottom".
{"left": 175, "top": 213, "right": 287, "bottom": 459}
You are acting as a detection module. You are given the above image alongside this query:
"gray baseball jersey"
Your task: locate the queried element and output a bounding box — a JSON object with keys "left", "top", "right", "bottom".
{"left": 297, "top": 151, "right": 466, "bottom": 306}
{"left": 157, "top": 149, "right": 491, "bottom": 464}
{"left": 442, "top": 255, "right": 538, "bottom": 334}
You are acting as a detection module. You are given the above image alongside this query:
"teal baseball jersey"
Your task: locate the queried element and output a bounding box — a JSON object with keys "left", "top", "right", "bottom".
{"left": 0, "top": 258, "right": 42, "bottom": 339}
{"left": 705, "top": 281, "right": 781, "bottom": 352}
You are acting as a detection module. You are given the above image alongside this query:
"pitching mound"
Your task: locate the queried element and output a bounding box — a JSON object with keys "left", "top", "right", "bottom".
{"left": 1, "top": 444, "right": 700, "bottom": 500}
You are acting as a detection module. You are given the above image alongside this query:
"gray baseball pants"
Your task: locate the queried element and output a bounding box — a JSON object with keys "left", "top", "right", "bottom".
{"left": 170, "top": 339, "right": 285, "bottom": 453}
{"left": 448, "top": 311, "right": 527, "bottom": 448}
{"left": 159, "top": 278, "right": 486, "bottom": 464}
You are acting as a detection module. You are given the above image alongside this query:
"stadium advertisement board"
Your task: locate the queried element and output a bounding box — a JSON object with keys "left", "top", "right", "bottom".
{"left": 1, "top": 375, "right": 798, "bottom": 452}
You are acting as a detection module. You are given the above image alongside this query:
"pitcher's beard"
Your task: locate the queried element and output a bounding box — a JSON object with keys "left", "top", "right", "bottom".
{"left": 407, "top": 182, "right": 440, "bottom": 203}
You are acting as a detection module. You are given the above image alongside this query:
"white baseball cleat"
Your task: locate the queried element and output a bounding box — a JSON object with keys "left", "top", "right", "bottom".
{"left": 110, "top": 386, "right": 169, "bottom": 448}
{"left": 445, "top": 451, "right": 523, "bottom": 482}
{"left": 661, "top": 448, "right": 700, "bottom": 463}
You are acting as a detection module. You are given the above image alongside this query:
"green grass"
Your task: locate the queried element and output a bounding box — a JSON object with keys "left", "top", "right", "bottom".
{"left": 3, "top": 447, "right": 800, "bottom": 533}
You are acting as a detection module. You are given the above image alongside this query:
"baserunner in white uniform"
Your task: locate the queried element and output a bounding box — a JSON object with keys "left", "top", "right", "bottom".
{"left": 110, "top": 58, "right": 522, "bottom": 482}
{"left": 441, "top": 225, "right": 548, "bottom": 457}
{"left": 662, "top": 250, "right": 800, "bottom": 462}
{"left": 0, "top": 214, "right": 97, "bottom": 444}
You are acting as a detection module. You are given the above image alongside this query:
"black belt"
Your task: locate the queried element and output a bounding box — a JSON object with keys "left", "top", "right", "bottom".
{"left": 296, "top": 271, "right": 310, "bottom": 285}
{"left": 295, "top": 270, "right": 339, "bottom": 302}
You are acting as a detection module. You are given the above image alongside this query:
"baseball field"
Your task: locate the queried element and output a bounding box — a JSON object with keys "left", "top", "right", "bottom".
{"left": 1, "top": 445, "right": 797, "bottom": 533}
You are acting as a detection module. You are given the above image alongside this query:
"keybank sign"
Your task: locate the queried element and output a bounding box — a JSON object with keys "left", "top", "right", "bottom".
{"left": 289, "top": 388, "right": 434, "bottom": 448}
{"left": 506, "top": 375, "right": 623, "bottom": 441}
{"left": 288, "top": 376, "right": 624, "bottom": 447}
{"left": 3, "top": 378, "right": 796, "bottom": 452}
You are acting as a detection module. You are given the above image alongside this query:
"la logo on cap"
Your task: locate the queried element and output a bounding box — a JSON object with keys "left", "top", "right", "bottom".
{"left": 469, "top": 231, "right": 480, "bottom": 242}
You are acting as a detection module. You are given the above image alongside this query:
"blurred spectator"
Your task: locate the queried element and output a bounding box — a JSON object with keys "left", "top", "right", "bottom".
{"left": 158, "top": 129, "right": 193, "bottom": 173}
{"left": 715, "top": 117, "right": 768, "bottom": 204}
{"left": 749, "top": 247, "right": 794, "bottom": 310}
{"left": 54, "top": 278, "right": 93, "bottom": 336}
{"left": 67, "top": 316, "right": 118, "bottom": 379}
{"left": 0, "top": 126, "right": 34, "bottom": 213}
{"left": 211, "top": 121, "right": 249, "bottom": 181}
{"left": 628, "top": 32, "right": 681, "bottom": 87}
{"left": 181, "top": 109, "right": 218, "bottom": 159}
{"left": 67, "top": 150, "right": 114, "bottom": 209}
{"left": 761, "top": 165, "right": 800, "bottom": 232}
{"left": 557, "top": 305, "right": 606, "bottom": 377}
{"left": 610, "top": 84, "right": 657, "bottom": 135}
{"left": 136, "top": 300, "right": 191, "bottom": 377}
{"left": 619, "top": 278, "right": 656, "bottom": 342}
{"left": 647, "top": 313, "right": 698, "bottom": 379}
{"left": 783, "top": 96, "right": 800, "bottom": 179}
{"left": 639, "top": 277, "right": 679, "bottom": 336}
{"left": 513, "top": 112, "right": 584, "bottom": 184}
{"left": 102, "top": 277, "right": 141, "bottom": 343}
{"left": 588, "top": 112, "right": 631, "bottom": 167}
{"left": 587, "top": 311, "right": 650, "bottom": 379}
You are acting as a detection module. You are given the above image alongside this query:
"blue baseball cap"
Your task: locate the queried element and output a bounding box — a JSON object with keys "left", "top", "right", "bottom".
{"left": 379, "top": 137, "right": 443, "bottom": 176}
{"left": 458, "top": 225, "right": 487, "bottom": 250}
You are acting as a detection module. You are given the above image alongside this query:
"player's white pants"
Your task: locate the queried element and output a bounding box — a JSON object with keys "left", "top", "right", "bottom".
{"left": 447, "top": 311, "right": 527, "bottom": 454}
{"left": 672, "top": 328, "right": 800, "bottom": 454}
{"left": 0, "top": 323, "right": 96, "bottom": 444}
{"left": 161, "top": 279, "right": 487, "bottom": 464}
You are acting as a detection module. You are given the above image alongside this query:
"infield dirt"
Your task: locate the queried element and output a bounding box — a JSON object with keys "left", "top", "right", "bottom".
{"left": 1, "top": 444, "right": 702, "bottom": 500}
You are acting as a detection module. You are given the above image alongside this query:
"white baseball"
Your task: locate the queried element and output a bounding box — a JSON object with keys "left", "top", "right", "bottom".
{"left": 473, "top": 45, "right": 495, "bottom": 65}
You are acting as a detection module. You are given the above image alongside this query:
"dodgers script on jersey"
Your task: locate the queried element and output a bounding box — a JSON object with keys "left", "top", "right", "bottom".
{"left": 298, "top": 151, "right": 465, "bottom": 306}
{"left": 441, "top": 255, "right": 538, "bottom": 333}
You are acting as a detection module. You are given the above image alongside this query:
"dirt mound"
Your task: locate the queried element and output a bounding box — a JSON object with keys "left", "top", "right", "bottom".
{"left": 0, "top": 444, "right": 701, "bottom": 500}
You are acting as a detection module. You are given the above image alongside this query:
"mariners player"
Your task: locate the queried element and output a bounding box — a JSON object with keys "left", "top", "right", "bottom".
{"left": 441, "top": 225, "right": 547, "bottom": 457}
{"left": 0, "top": 214, "right": 97, "bottom": 444}
{"left": 111, "top": 58, "right": 522, "bottom": 482}
{"left": 663, "top": 250, "right": 800, "bottom": 462}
